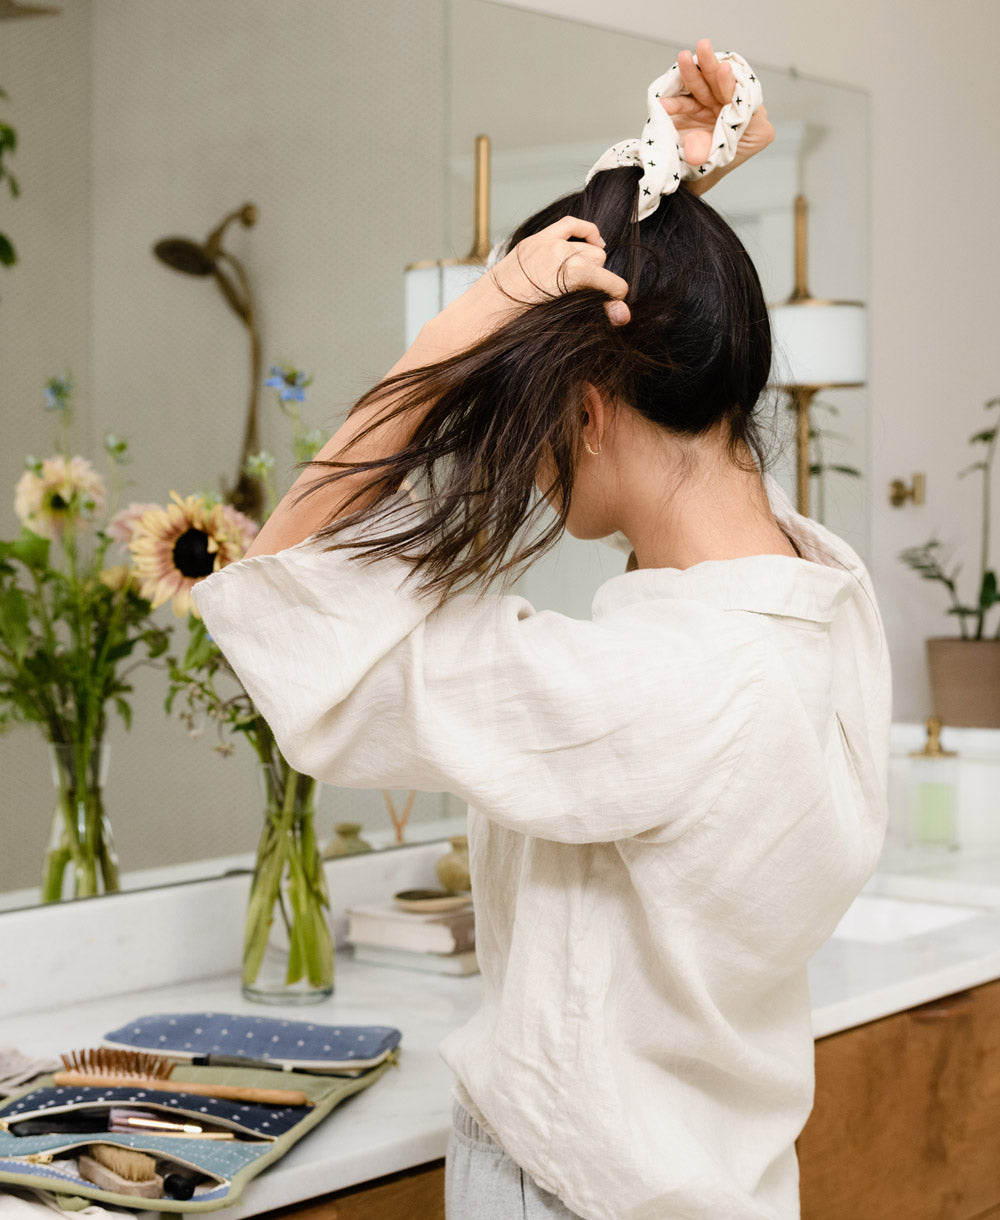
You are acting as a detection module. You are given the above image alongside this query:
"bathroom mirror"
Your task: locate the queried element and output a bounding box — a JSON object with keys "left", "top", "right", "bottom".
{"left": 0, "top": 0, "right": 869, "bottom": 909}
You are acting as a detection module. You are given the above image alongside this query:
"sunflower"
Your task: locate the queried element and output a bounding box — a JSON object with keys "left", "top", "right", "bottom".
{"left": 129, "top": 492, "right": 258, "bottom": 617}
{"left": 14, "top": 455, "right": 107, "bottom": 540}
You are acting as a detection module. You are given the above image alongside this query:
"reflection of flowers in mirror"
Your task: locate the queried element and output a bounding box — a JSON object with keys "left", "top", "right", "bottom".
{"left": 14, "top": 455, "right": 106, "bottom": 541}
{"left": 124, "top": 494, "right": 258, "bottom": 618}
{"left": 0, "top": 377, "right": 172, "bottom": 901}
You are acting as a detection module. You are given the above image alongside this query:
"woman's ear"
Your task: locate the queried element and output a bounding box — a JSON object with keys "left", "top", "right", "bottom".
{"left": 581, "top": 384, "right": 613, "bottom": 454}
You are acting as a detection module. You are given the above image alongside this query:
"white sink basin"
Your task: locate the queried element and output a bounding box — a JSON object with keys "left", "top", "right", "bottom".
{"left": 831, "top": 893, "right": 990, "bottom": 944}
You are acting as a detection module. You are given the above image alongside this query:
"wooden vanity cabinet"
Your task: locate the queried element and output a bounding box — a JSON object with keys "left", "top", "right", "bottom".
{"left": 797, "top": 977, "right": 1000, "bottom": 1220}
{"left": 259, "top": 1161, "right": 445, "bottom": 1220}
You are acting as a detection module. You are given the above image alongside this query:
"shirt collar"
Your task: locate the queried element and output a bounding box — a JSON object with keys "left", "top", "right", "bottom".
{"left": 592, "top": 476, "right": 862, "bottom": 625}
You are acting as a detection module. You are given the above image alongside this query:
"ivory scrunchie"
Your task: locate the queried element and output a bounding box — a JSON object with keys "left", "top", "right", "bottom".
{"left": 585, "top": 49, "right": 764, "bottom": 220}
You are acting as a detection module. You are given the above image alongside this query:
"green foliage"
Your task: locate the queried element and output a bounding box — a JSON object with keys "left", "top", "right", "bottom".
{"left": 796, "top": 398, "right": 863, "bottom": 526}
{"left": 167, "top": 615, "right": 273, "bottom": 762}
{"left": 899, "top": 398, "right": 1000, "bottom": 640}
{"left": 1, "top": 380, "right": 171, "bottom": 742}
{"left": 0, "top": 525, "right": 168, "bottom": 740}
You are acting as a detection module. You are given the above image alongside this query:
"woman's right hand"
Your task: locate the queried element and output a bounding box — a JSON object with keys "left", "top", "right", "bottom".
{"left": 472, "top": 216, "right": 631, "bottom": 329}
{"left": 663, "top": 37, "right": 774, "bottom": 195}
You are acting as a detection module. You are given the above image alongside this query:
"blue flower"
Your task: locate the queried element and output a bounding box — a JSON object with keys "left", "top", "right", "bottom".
{"left": 264, "top": 365, "right": 310, "bottom": 403}
{"left": 44, "top": 376, "right": 73, "bottom": 412}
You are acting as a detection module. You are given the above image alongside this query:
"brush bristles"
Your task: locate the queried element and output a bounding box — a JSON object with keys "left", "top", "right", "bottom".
{"left": 86, "top": 1143, "right": 158, "bottom": 1182}
{"left": 60, "top": 1048, "right": 174, "bottom": 1080}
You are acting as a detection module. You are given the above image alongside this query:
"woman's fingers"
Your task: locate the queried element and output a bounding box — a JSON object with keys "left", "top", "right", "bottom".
{"left": 548, "top": 215, "right": 606, "bottom": 248}
{"left": 604, "top": 299, "right": 631, "bottom": 326}
{"left": 694, "top": 39, "right": 734, "bottom": 105}
{"left": 560, "top": 250, "right": 628, "bottom": 300}
{"left": 560, "top": 250, "right": 631, "bottom": 325}
{"left": 489, "top": 217, "right": 630, "bottom": 325}
{"left": 677, "top": 47, "right": 714, "bottom": 109}
{"left": 683, "top": 130, "right": 713, "bottom": 167}
{"left": 675, "top": 40, "right": 734, "bottom": 111}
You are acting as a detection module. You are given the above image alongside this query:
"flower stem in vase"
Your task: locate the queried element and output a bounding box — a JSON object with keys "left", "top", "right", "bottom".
{"left": 242, "top": 753, "right": 333, "bottom": 1004}
{"left": 42, "top": 740, "right": 118, "bottom": 902}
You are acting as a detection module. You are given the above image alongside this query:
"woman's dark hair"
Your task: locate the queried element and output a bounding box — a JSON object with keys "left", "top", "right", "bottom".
{"left": 304, "top": 167, "right": 773, "bottom": 599}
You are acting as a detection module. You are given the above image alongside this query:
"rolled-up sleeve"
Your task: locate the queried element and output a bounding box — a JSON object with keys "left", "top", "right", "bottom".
{"left": 193, "top": 532, "right": 763, "bottom": 844}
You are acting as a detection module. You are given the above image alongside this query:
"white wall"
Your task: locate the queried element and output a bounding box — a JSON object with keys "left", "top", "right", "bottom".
{"left": 493, "top": 0, "right": 1000, "bottom": 723}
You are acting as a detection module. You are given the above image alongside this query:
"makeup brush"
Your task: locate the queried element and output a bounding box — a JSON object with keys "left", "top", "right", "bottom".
{"left": 55, "top": 1048, "right": 313, "bottom": 1107}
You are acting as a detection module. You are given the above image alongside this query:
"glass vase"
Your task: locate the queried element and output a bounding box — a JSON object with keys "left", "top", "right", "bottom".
{"left": 42, "top": 741, "right": 119, "bottom": 902}
{"left": 242, "top": 756, "right": 334, "bottom": 1004}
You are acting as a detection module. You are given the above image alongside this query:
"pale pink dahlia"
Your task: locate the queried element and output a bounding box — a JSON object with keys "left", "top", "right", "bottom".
{"left": 14, "top": 455, "right": 107, "bottom": 540}
{"left": 107, "top": 501, "right": 162, "bottom": 545}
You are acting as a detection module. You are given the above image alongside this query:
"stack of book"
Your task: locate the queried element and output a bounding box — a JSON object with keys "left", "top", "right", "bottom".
{"left": 346, "top": 900, "right": 478, "bottom": 975}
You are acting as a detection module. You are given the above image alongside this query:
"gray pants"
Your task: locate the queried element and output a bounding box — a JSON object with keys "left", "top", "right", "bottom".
{"left": 445, "top": 1101, "right": 582, "bottom": 1219}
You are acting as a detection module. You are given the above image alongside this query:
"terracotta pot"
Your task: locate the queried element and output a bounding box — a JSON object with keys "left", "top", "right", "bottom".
{"left": 925, "top": 638, "right": 1000, "bottom": 728}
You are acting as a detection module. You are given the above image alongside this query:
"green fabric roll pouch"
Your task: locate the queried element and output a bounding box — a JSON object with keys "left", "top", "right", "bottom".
{"left": 0, "top": 1013, "right": 401, "bottom": 1211}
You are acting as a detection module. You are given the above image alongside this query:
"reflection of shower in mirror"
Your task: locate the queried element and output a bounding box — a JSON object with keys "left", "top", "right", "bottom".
{"left": 152, "top": 203, "right": 264, "bottom": 521}
{"left": 0, "top": 1, "right": 61, "bottom": 18}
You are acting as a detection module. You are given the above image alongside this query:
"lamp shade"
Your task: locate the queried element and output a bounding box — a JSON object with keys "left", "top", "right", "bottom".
{"left": 404, "top": 261, "right": 487, "bottom": 349}
{"left": 768, "top": 300, "right": 866, "bottom": 388}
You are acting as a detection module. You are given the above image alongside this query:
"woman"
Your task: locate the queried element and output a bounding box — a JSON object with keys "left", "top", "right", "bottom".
{"left": 195, "top": 41, "right": 890, "bottom": 1220}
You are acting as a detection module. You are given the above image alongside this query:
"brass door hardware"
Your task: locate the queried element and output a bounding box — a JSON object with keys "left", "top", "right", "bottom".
{"left": 889, "top": 473, "right": 926, "bottom": 507}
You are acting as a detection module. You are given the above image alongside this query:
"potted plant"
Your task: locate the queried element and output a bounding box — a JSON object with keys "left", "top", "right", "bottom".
{"left": 900, "top": 397, "right": 999, "bottom": 727}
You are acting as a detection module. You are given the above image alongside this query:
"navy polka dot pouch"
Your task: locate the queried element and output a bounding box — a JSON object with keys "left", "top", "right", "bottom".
{"left": 103, "top": 1012, "right": 402, "bottom": 1074}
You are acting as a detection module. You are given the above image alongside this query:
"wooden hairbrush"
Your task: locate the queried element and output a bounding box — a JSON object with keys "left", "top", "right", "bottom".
{"left": 79, "top": 1143, "right": 164, "bottom": 1199}
{"left": 55, "top": 1048, "right": 313, "bottom": 1107}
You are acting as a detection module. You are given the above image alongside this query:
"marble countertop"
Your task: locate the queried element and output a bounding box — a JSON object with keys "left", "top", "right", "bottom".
{"left": 7, "top": 840, "right": 1000, "bottom": 1214}
{"left": 808, "top": 856, "right": 1000, "bottom": 1037}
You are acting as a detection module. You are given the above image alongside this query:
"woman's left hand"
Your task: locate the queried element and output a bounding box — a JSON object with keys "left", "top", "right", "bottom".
{"left": 663, "top": 37, "right": 774, "bottom": 194}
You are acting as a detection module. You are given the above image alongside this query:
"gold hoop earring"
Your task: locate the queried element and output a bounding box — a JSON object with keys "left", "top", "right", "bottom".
{"left": 585, "top": 441, "right": 602, "bottom": 457}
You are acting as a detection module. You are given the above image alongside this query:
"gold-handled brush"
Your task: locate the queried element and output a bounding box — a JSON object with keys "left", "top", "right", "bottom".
{"left": 55, "top": 1049, "right": 313, "bottom": 1107}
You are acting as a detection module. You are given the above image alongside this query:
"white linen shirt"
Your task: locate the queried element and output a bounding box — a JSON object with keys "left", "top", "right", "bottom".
{"left": 193, "top": 477, "right": 891, "bottom": 1220}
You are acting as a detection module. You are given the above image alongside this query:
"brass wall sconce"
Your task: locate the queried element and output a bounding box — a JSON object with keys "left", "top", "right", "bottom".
{"left": 889, "top": 473, "right": 926, "bottom": 508}
{"left": 768, "top": 195, "right": 867, "bottom": 517}
{"left": 152, "top": 202, "right": 263, "bottom": 520}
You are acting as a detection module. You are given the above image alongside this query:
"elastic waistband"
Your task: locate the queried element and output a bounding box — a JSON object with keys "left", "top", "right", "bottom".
{"left": 451, "top": 1098, "right": 496, "bottom": 1147}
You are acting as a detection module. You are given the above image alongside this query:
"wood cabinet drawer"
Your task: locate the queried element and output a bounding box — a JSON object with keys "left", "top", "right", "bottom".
{"left": 798, "top": 978, "right": 1000, "bottom": 1220}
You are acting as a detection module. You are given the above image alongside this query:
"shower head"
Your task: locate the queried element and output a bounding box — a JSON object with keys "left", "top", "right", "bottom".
{"left": 152, "top": 203, "right": 257, "bottom": 276}
{"left": 152, "top": 238, "right": 215, "bottom": 276}
{"left": 0, "top": 1, "right": 61, "bottom": 18}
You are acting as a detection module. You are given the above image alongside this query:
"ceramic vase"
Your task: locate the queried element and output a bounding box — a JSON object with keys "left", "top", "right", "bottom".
{"left": 436, "top": 834, "right": 471, "bottom": 893}
{"left": 323, "top": 822, "right": 373, "bottom": 858}
{"left": 42, "top": 740, "right": 119, "bottom": 902}
{"left": 242, "top": 757, "right": 334, "bottom": 1004}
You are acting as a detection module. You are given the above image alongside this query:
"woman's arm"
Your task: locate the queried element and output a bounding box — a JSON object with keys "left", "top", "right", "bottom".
{"left": 245, "top": 217, "right": 628, "bottom": 558}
